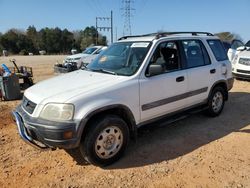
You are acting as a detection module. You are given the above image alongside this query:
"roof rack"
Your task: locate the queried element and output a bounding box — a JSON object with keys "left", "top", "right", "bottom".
{"left": 118, "top": 33, "right": 158, "bottom": 41}
{"left": 118, "top": 31, "right": 214, "bottom": 41}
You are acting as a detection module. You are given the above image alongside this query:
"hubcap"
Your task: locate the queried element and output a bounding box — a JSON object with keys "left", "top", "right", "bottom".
{"left": 212, "top": 91, "right": 223, "bottom": 113}
{"left": 95, "top": 126, "right": 123, "bottom": 159}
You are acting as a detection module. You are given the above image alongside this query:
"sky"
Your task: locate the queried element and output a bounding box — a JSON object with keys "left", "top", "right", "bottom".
{"left": 0, "top": 0, "right": 250, "bottom": 44}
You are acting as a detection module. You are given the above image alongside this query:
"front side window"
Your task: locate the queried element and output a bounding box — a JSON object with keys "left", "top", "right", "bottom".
{"left": 207, "top": 40, "right": 228, "bottom": 61}
{"left": 182, "top": 40, "right": 210, "bottom": 68}
{"left": 87, "top": 42, "right": 151, "bottom": 76}
{"left": 148, "top": 41, "right": 180, "bottom": 75}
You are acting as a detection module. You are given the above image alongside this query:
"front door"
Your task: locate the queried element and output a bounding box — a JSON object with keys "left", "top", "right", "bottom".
{"left": 139, "top": 41, "right": 189, "bottom": 122}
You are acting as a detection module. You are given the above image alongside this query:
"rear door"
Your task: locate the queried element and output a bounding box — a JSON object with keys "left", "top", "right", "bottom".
{"left": 180, "top": 39, "right": 215, "bottom": 105}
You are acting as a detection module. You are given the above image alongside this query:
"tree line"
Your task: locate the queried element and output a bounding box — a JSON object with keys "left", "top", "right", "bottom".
{"left": 0, "top": 27, "right": 243, "bottom": 56}
{"left": 0, "top": 26, "right": 107, "bottom": 55}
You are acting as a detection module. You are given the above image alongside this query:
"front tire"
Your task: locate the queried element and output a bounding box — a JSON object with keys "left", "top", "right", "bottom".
{"left": 206, "top": 86, "right": 225, "bottom": 117}
{"left": 79, "top": 115, "right": 129, "bottom": 166}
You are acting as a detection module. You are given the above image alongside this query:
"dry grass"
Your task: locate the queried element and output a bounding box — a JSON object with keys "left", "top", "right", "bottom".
{"left": 0, "top": 55, "right": 66, "bottom": 82}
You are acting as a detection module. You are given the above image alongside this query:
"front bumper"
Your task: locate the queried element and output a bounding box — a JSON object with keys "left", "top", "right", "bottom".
{"left": 12, "top": 105, "right": 81, "bottom": 149}
{"left": 232, "top": 72, "right": 250, "bottom": 80}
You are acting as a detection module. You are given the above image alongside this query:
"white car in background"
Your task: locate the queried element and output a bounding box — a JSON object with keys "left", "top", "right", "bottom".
{"left": 64, "top": 46, "right": 106, "bottom": 69}
{"left": 80, "top": 46, "right": 108, "bottom": 67}
{"left": 232, "top": 40, "right": 250, "bottom": 79}
{"left": 223, "top": 40, "right": 244, "bottom": 62}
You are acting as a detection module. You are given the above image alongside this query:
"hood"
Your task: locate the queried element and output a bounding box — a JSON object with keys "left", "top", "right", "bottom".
{"left": 24, "top": 70, "right": 126, "bottom": 104}
{"left": 237, "top": 50, "right": 250, "bottom": 58}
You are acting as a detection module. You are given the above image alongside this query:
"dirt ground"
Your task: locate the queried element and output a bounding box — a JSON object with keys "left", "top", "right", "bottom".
{"left": 0, "top": 55, "right": 249, "bottom": 188}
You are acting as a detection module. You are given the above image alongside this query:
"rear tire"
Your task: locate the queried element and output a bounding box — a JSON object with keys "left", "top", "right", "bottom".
{"left": 206, "top": 86, "right": 225, "bottom": 117}
{"left": 79, "top": 115, "right": 129, "bottom": 166}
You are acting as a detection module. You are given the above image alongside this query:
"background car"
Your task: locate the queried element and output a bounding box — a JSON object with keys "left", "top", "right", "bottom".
{"left": 54, "top": 46, "right": 107, "bottom": 73}
{"left": 231, "top": 40, "right": 250, "bottom": 79}
{"left": 80, "top": 46, "right": 108, "bottom": 67}
{"left": 222, "top": 39, "right": 244, "bottom": 61}
{"left": 64, "top": 46, "right": 106, "bottom": 69}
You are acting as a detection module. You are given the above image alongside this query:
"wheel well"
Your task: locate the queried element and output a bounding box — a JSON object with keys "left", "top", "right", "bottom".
{"left": 210, "top": 82, "right": 228, "bottom": 100}
{"left": 80, "top": 106, "right": 137, "bottom": 143}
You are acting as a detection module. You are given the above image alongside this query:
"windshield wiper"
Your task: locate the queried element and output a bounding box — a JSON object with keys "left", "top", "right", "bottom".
{"left": 91, "top": 68, "right": 117, "bottom": 75}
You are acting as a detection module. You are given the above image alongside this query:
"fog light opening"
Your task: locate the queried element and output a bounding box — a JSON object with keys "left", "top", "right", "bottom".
{"left": 63, "top": 131, "right": 73, "bottom": 139}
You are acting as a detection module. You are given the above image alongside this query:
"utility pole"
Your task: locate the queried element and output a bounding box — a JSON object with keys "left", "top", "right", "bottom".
{"left": 95, "top": 10, "right": 113, "bottom": 45}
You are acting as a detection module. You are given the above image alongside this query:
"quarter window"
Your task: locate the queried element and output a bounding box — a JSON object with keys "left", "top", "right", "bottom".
{"left": 207, "top": 40, "right": 228, "bottom": 61}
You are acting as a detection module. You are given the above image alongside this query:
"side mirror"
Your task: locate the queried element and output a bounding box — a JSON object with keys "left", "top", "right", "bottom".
{"left": 147, "top": 64, "right": 164, "bottom": 76}
{"left": 236, "top": 46, "right": 246, "bottom": 51}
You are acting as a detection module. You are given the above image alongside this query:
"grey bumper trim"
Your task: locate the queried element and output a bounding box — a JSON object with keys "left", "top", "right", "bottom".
{"left": 12, "top": 111, "right": 49, "bottom": 150}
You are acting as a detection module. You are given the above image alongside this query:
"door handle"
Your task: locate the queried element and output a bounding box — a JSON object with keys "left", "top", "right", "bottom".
{"left": 176, "top": 76, "right": 185, "bottom": 82}
{"left": 210, "top": 69, "right": 216, "bottom": 74}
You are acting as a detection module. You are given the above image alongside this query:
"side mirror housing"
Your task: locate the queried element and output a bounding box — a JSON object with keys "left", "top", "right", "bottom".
{"left": 147, "top": 64, "right": 164, "bottom": 76}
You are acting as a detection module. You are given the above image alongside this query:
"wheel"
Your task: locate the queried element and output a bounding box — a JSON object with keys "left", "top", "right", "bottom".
{"left": 79, "top": 115, "right": 129, "bottom": 166}
{"left": 206, "top": 86, "right": 225, "bottom": 117}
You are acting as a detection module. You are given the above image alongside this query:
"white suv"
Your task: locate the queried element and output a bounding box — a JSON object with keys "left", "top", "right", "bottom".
{"left": 64, "top": 46, "right": 106, "bottom": 68}
{"left": 12, "top": 32, "right": 234, "bottom": 166}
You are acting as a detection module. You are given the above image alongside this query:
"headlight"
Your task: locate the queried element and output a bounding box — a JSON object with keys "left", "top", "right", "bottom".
{"left": 39, "top": 103, "right": 74, "bottom": 121}
{"left": 232, "top": 55, "right": 238, "bottom": 65}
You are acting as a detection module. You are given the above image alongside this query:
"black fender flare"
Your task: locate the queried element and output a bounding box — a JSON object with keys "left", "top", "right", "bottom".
{"left": 76, "top": 104, "right": 137, "bottom": 147}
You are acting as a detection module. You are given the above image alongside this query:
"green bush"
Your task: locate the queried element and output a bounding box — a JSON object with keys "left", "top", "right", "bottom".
{"left": 19, "top": 49, "right": 28, "bottom": 55}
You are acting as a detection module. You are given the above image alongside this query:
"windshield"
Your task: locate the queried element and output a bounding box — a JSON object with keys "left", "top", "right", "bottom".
{"left": 246, "top": 40, "right": 250, "bottom": 47}
{"left": 83, "top": 47, "right": 98, "bottom": 54}
{"left": 86, "top": 42, "right": 151, "bottom": 76}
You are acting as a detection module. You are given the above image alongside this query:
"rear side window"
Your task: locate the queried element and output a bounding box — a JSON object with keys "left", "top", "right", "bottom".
{"left": 181, "top": 40, "right": 211, "bottom": 68}
{"left": 207, "top": 40, "right": 228, "bottom": 61}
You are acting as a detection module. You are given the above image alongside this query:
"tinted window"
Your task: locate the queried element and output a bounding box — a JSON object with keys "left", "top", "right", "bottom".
{"left": 223, "top": 42, "right": 231, "bottom": 52}
{"left": 181, "top": 40, "right": 210, "bottom": 68}
{"left": 207, "top": 40, "right": 228, "bottom": 61}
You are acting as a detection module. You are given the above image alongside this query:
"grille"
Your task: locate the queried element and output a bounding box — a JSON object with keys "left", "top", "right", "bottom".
{"left": 236, "top": 69, "right": 250, "bottom": 74}
{"left": 239, "top": 58, "right": 250, "bottom": 66}
{"left": 22, "top": 96, "right": 37, "bottom": 114}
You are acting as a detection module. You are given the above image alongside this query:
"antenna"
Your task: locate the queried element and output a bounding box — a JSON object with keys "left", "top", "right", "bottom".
{"left": 122, "top": 0, "right": 134, "bottom": 36}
